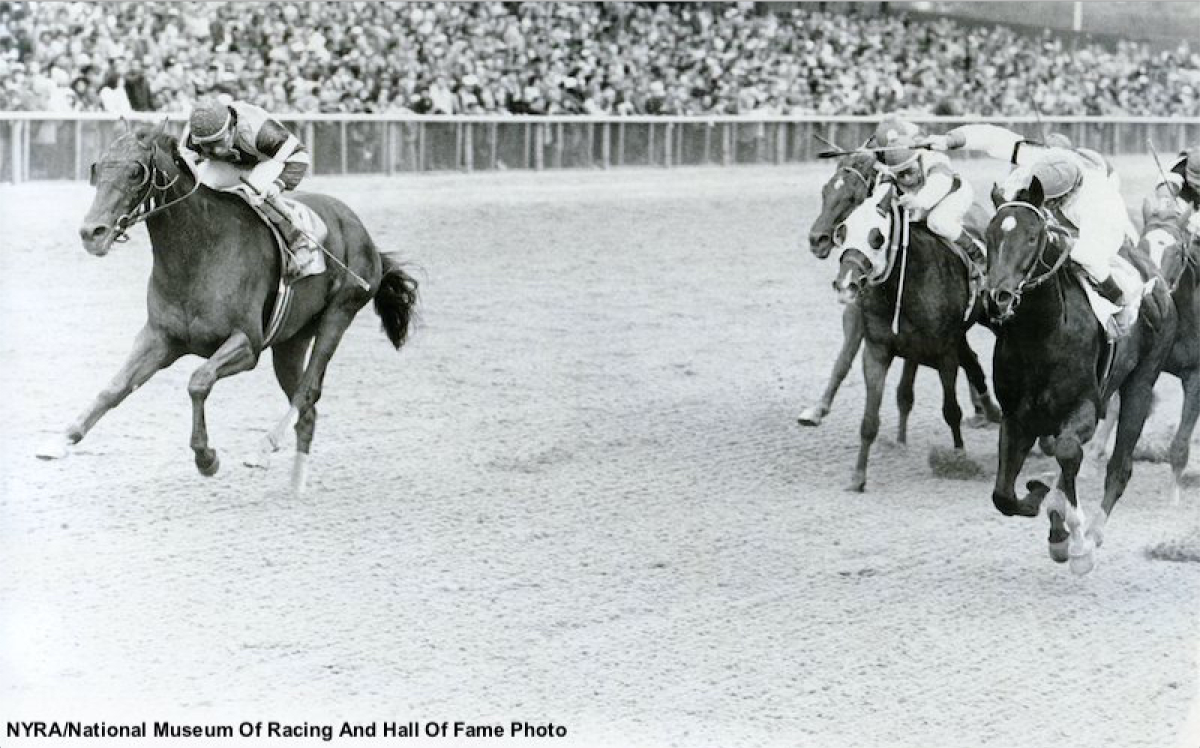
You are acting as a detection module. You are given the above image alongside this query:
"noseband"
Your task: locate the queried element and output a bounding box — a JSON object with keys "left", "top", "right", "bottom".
{"left": 992, "top": 201, "right": 1074, "bottom": 311}
{"left": 90, "top": 142, "right": 199, "bottom": 241}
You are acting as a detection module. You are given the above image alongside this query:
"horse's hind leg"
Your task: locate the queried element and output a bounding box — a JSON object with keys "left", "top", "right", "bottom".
{"left": 1168, "top": 371, "right": 1200, "bottom": 505}
{"left": 799, "top": 302, "right": 863, "bottom": 427}
{"left": 284, "top": 293, "right": 371, "bottom": 495}
{"left": 37, "top": 325, "right": 178, "bottom": 459}
{"left": 936, "top": 357, "right": 964, "bottom": 450}
{"left": 849, "top": 341, "right": 892, "bottom": 492}
{"left": 244, "top": 334, "right": 314, "bottom": 469}
{"left": 187, "top": 331, "right": 258, "bottom": 477}
{"left": 957, "top": 335, "right": 1002, "bottom": 426}
{"left": 896, "top": 359, "right": 916, "bottom": 445}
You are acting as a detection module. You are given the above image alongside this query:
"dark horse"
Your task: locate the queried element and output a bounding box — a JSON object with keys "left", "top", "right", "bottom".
{"left": 983, "top": 178, "right": 1176, "bottom": 574}
{"left": 1136, "top": 199, "right": 1200, "bottom": 503}
{"left": 35, "top": 121, "right": 419, "bottom": 494}
{"left": 833, "top": 183, "right": 992, "bottom": 491}
{"left": 800, "top": 151, "right": 1000, "bottom": 431}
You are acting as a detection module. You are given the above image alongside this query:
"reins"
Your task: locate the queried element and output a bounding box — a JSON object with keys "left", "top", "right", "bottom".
{"left": 994, "top": 201, "right": 1073, "bottom": 314}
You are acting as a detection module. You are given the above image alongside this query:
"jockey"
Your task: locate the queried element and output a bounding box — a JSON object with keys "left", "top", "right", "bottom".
{"left": 872, "top": 116, "right": 976, "bottom": 250}
{"left": 924, "top": 124, "right": 1140, "bottom": 323}
{"left": 1159, "top": 145, "right": 1200, "bottom": 229}
{"left": 183, "top": 99, "right": 319, "bottom": 269}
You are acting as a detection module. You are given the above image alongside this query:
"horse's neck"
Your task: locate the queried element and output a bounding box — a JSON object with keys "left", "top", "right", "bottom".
{"left": 1009, "top": 270, "right": 1073, "bottom": 333}
{"left": 144, "top": 169, "right": 229, "bottom": 274}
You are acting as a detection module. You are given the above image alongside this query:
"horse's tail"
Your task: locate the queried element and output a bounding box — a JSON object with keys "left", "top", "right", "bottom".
{"left": 373, "top": 253, "right": 419, "bottom": 349}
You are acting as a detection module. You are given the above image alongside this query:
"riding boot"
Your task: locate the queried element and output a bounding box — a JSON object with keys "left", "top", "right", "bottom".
{"left": 264, "top": 196, "right": 318, "bottom": 272}
{"left": 1096, "top": 275, "right": 1126, "bottom": 305}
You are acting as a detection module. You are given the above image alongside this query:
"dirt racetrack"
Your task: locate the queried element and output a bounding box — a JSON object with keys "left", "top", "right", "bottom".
{"left": 2, "top": 158, "right": 1198, "bottom": 748}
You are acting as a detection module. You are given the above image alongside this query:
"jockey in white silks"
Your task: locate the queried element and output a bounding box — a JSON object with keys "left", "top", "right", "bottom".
{"left": 924, "top": 124, "right": 1141, "bottom": 325}
{"left": 182, "top": 99, "right": 321, "bottom": 272}
{"left": 872, "top": 117, "right": 976, "bottom": 247}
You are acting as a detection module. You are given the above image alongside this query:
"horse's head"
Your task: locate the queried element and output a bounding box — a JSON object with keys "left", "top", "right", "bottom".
{"left": 1139, "top": 196, "right": 1197, "bottom": 293}
{"left": 810, "top": 151, "right": 877, "bottom": 259}
{"left": 80, "top": 119, "right": 179, "bottom": 256}
{"left": 984, "top": 178, "right": 1070, "bottom": 323}
{"left": 832, "top": 183, "right": 893, "bottom": 304}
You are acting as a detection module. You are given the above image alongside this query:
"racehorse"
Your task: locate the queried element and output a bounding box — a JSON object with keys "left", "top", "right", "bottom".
{"left": 35, "top": 120, "right": 419, "bottom": 495}
{"left": 833, "top": 182, "right": 991, "bottom": 491}
{"left": 800, "top": 151, "right": 1000, "bottom": 432}
{"left": 983, "top": 178, "right": 1176, "bottom": 574}
{"left": 1132, "top": 199, "right": 1200, "bottom": 503}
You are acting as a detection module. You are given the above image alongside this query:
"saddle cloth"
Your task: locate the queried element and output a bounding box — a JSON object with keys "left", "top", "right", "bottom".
{"left": 248, "top": 198, "right": 329, "bottom": 282}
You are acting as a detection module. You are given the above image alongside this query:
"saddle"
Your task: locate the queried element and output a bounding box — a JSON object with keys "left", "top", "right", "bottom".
{"left": 249, "top": 198, "right": 329, "bottom": 282}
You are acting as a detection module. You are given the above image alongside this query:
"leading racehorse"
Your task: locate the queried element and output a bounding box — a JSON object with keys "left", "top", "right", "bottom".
{"left": 36, "top": 120, "right": 419, "bottom": 494}
{"left": 983, "top": 178, "right": 1175, "bottom": 574}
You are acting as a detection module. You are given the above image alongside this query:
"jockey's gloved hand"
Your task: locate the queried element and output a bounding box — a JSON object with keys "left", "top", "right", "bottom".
{"left": 261, "top": 180, "right": 283, "bottom": 202}
{"left": 1188, "top": 210, "right": 1200, "bottom": 237}
{"left": 920, "top": 135, "right": 951, "bottom": 151}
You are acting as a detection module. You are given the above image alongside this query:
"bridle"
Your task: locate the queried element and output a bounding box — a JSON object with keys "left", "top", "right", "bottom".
{"left": 89, "top": 141, "right": 200, "bottom": 242}
{"left": 837, "top": 160, "right": 877, "bottom": 195}
{"left": 992, "top": 200, "right": 1074, "bottom": 312}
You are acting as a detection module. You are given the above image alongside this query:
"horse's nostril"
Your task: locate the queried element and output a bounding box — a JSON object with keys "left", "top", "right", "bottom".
{"left": 81, "top": 224, "right": 108, "bottom": 241}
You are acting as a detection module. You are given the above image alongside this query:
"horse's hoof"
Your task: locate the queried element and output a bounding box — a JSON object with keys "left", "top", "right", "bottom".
{"left": 965, "top": 414, "right": 990, "bottom": 429}
{"left": 1048, "top": 539, "right": 1069, "bottom": 563}
{"left": 1069, "top": 549, "right": 1096, "bottom": 576}
{"left": 35, "top": 436, "right": 70, "bottom": 460}
{"left": 797, "top": 407, "right": 826, "bottom": 427}
{"left": 196, "top": 450, "right": 220, "bottom": 477}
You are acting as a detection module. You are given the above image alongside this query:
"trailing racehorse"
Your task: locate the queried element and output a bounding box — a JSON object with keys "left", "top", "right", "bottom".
{"left": 833, "top": 183, "right": 992, "bottom": 491}
{"left": 35, "top": 120, "right": 419, "bottom": 495}
{"left": 799, "top": 151, "right": 1000, "bottom": 431}
{"left": 983, "top": 179, "right": 1176, "bottom": 574}
{"left": 1128, "top": 201, "right": 1200, "bottom": 503}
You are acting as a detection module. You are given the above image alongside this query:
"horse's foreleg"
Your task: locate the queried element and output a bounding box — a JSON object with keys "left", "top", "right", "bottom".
{"left": 187, "top": 331, "right": 258, "bottom": 477}
{"left": 991, "top": 418, "right": 1039, "bottom": 517}
{"left": 936, "top": 356, "right": 964, "bottom": 449}
{"left": 1083, "top": 394, "right": 1119, "bottom": 472}
{"left": 957, "top": 335, "right": 1002, "bottom": 426}
{"left": 1098, "top": 369, "right": 1161, "bottom": 543}
{"left": 285, "top": 297, "right": 368, "bottom": 495}
{"left": 1048, "top": 401, "right": 1098, "bottom": 570}
{"left": 799, "top": 302, "right": 863, "bottom": 427}
{"left": 849, "top": 342, "right": 891, "bottom": 492}
{"left": 1168, "top": 372, "right": 1200, "bottom": 505}
{"left": 36, "top": 325, "right": 178, "bottom": 459}
{"left": 896, "top": 358, "right": 917, "bottom": 445}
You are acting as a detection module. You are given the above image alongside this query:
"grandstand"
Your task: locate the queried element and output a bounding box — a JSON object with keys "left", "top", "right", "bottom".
{"left": 0, "top": 1, "right": 1196, "bottom": 117}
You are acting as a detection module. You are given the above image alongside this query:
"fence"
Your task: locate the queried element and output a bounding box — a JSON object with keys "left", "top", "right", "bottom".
{"left": 1, "top": 113, "right": 1198, "bottom": 184}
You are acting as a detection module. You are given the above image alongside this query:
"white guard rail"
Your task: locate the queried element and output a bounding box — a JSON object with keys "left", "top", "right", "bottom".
{"left": 1, "top": 113, "right": 1197, "bottom": 183}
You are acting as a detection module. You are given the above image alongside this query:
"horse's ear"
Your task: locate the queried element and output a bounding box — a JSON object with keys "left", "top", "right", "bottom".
{"left": 120, "top": 115, "right": 130, "bottom": 134}
{"left": 990, "top": 182, "right": 1004, "bottom": 208}
{"left": 150, "top": 118, "right": 168, "bottom": 138}
{"left": 1026, "top": 176, "right": 1045, "bottom": 207}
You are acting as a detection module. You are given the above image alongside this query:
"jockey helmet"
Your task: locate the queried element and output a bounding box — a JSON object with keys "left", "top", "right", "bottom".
{"left": 1186, "top": 145, "right": 1200, "bottom": 186}
{"left": 873, "top": 116, "right": 921, "bottom": 148}
{"left": 1044, "top": 132, "right": 1072, "bottom": 149}
{"left": 874, "top": 116, "right": 921, "bottom": 173}
{"left": 189, "top": 101, "right": 233, "bottom": 144}
{"left": 1031, "top": 150, "right": 1083, "bottom": 200}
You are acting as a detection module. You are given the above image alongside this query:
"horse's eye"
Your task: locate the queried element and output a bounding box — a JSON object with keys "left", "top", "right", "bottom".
{"left": 868, "top": 228, "right": 884, "bottom": 250}
{"left": 127, "top": 165, "right": 142, "bottom": 182}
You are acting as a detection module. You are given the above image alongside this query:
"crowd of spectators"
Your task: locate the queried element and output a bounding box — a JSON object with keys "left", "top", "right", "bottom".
{"left": 0, "top": 1, "right": 1197, "bottom": 117}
